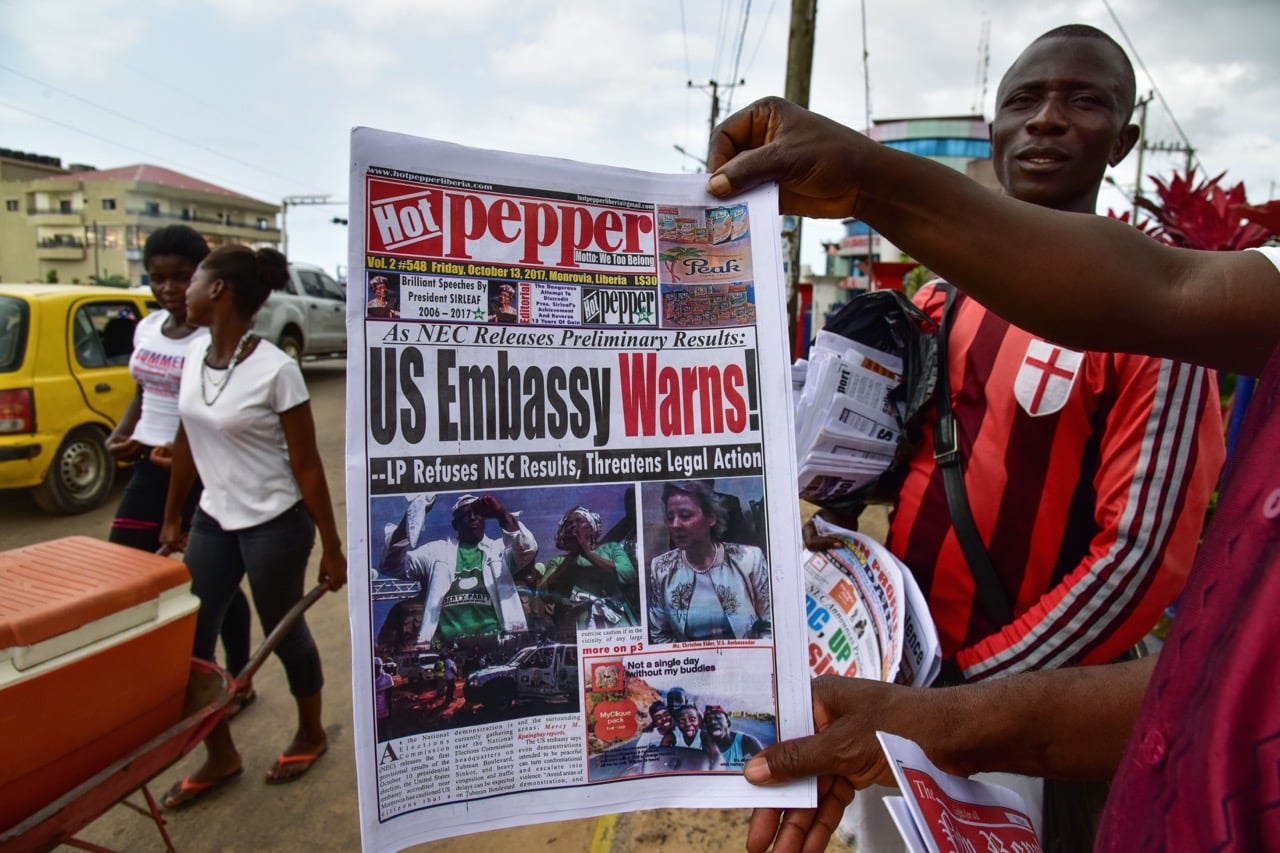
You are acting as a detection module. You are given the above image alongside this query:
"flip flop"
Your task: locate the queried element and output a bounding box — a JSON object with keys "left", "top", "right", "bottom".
{"left": 162, "top": 767, "right": 243, "bottom": 809}
{"left": 265, "top": 743, "right": 328, "bottom": 784}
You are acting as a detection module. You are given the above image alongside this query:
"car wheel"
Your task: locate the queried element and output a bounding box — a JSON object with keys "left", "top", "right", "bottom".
{"left": 278, "top": 332, "right": 303, "bottom": 362}
{"left": 33, "top": 425, "right": 116, "bottom": 514}
{"left": 483, "top": 680, "right": 516, "bottom": 708}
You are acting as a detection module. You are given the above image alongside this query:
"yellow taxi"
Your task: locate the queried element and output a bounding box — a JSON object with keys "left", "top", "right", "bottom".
{"left": 0, "top": 284, "right": 155, "bottom": 513}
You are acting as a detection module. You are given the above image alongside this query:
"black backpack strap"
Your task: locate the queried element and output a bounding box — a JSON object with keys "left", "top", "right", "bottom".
{"left": 933, "top": 284, "right": 1016, "bottom": 629}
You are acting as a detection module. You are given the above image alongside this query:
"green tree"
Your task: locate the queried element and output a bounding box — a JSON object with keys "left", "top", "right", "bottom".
{"left": 88, "top": 273, "right": 131, "bottom": 288}
{"left": 901, "top": 264, "right": 934, "bottom": 300}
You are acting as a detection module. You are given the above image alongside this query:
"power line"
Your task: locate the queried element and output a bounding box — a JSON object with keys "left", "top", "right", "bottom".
{"left": 0, "top": 97, "right": 285, "bottom": 204}
{"left": 742, "top": 0, "right": 779, "bottom": 82}
{"left": 679, "top": 0, "right": 694, "bottom": 82}
{"left": 0, "top": 63, "right": 325, "bottom": 194}
{"left": 724, "top": 0, "right": 753, "bottom": 116}
{"left": 1101, "top": 0, "right": 1201, "bottom": 174}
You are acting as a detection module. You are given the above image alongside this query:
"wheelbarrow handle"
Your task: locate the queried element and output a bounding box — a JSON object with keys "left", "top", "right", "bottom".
{"left": 235, "top": 583, "right": 329, "bottom": 686}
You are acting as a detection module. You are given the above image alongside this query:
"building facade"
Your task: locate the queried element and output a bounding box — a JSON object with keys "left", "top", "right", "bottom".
{"left": 0, "top": 150, "right": 281, "bottom": 285}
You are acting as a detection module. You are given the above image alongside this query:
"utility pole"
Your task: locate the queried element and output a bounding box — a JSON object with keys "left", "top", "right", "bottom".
{"left": 783, "top": 0, "right": 817, "bottom": 355}
{"left": 281, "top": 194, "right": 335, "bottom": 257}
{"left": 1131, "top": 92, "right": 1153, "bottom": 221}
{"left": 1143, "top": 140, "right": 1197, "bottom": 176}
{"left": 689, "top": 79, "right": 746, "bottom": 166}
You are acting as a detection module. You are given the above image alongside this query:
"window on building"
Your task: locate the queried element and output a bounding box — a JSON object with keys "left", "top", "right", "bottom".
{"left": 5, "top": 200, "right": 18, "bottom": 212}
{"left": 102, "top": 198, "right": 116, "bottom": 211}
{"left": 100, "top": 226, "right": 124, "bottom": 249}
{"left": 59, "top": 199, "right": 72, "bottom": 214}
{"left": 885, "top": 137, "right": 992, "bottom": 159}
{"left": 257, "top": 217, "right": 269, "bottom": 230}
{"left": 144, "top": 201, "right": 160, "bottom": 216}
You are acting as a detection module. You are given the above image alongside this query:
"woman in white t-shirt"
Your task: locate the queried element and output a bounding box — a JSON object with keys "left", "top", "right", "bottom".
{"left": 107, "top": 225, "right": 256, "bottom": 716}
{"left": 159, "top": 244, "right": 346, "bottom": 808}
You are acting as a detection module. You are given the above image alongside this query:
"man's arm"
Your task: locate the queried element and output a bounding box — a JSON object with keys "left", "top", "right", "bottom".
{"left": 746, "top": 658, "right": 1154, "bottom": 853}
{"left": 706, "top": 97, "right": 1280, "bottom": 376}
{"left": 959, "top": 355, "right": 1224, "bottom": 678}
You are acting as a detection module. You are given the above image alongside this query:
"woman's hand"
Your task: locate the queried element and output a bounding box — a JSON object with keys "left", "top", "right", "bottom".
{"left": 106, "top": 432, "right": 143, "bottom": 462}
{"left": 149, "top": 443, "right": 174, "bottom": 469}
{"left": 158, "top": 518, "right": 187, "bottom": 553}
{"left": 320, "top": 545, "right": 348, "bottom": 592}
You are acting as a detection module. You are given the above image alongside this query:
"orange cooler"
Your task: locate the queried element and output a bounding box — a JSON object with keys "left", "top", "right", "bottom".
{"left": 0, "top": 536, "right": 199, "bottom": 831}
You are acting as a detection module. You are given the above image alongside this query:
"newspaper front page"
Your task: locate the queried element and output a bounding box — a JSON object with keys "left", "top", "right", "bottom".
{"left": 345, "top": 129, "right": 813, "bottom": 850}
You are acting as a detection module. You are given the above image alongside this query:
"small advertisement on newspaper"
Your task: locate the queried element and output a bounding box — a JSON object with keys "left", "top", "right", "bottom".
{"left": 346, "top": 128, "right": 812, "bottom": 850}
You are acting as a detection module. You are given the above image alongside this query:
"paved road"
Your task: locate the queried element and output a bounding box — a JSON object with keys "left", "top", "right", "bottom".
{"left": 8, "top": 358, "right": 851, "bottom": 852}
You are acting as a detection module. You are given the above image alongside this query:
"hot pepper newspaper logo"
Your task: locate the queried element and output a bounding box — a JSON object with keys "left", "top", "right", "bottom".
{"left": 365, "top": 176, "right": 657, "bottom": 270}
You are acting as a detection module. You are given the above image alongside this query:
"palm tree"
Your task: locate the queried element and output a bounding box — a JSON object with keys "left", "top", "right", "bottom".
{"left": 659, "top": 246, "right": 705, "bottom": 282}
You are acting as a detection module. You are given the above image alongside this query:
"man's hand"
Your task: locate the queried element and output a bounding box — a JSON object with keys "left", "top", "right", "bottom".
{"left": 744, "top": 676, "right": 953, "bottom": 853}
{"left": 705, "top": 97, "right": 867, "bottom": 219}
{"left": 473, "top": 495, "right": 506, "bottom": 518}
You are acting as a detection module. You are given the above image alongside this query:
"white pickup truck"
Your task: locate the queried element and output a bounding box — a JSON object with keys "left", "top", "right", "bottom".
{"left": 251, "top": 262, "right": 347, "bottom": 361}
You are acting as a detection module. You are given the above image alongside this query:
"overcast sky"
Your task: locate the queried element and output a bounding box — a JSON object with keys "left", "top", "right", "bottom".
{"left": 2, "top": 0, "right": 1276, "bottom": 280}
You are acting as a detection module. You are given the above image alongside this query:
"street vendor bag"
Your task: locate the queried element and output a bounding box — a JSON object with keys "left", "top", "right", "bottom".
{"left": 809, "top": 288, "right": 941, "bottom": 518}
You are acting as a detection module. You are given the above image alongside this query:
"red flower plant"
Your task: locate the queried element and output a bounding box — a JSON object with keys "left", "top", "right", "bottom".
{"left": 1108, "top": 167, "right": 1280, "bottom": 251}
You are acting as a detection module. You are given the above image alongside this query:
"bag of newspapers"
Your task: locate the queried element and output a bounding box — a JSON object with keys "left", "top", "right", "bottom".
{"left": 793, "top": 288, "right": 940, "bottom": 514}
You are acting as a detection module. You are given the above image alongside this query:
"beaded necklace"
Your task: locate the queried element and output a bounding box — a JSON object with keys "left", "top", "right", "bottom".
{"left": 200, "top": 330, "right": 254, "bottom": 406}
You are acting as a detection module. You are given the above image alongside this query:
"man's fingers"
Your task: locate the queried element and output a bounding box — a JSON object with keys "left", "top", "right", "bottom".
{"left": 805, "top": 776, "right": 856, "bottom": 852}
{"left": 707, "top": 100, "right": 793, "bottom": 195}
{"left": 745, "top": 732, "right": 828, "bottom": 786}
{"left": 746, "top": 808, "right": 785, "bottom": 853}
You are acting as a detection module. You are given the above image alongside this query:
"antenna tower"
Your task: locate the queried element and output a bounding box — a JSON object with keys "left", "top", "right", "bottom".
{"left": 971, "top": 16, "right": 991, "bottom": 115}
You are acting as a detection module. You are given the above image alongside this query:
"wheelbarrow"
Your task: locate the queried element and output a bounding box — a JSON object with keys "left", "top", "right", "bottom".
{"left": 0, "top": 582, "right": 329, "bottom": 853}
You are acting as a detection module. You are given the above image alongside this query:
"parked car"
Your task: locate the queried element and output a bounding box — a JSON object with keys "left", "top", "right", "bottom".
{"left": 0, "top": 284, "right": 155, "bottom": 513}
{"left": 395, "top": 649, "right": 441, "bottom": 685}
{"left": 464, "top": 642, "right": 580, "bottom": 708}
{"left": 251, "top": 262, "right": 347, "bottom": 361}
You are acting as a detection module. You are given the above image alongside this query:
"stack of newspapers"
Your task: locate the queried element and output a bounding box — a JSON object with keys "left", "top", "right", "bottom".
{"left": 793, "top": 327, "right": 906, "bottom": 505}
{"left": 804, "top": 520, "right": 940, "bottom": 688}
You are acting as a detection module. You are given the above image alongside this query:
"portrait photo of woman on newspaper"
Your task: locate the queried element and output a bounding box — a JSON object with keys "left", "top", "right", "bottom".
{"left": 646, "top": 479, "right": 772, "bottom": 644}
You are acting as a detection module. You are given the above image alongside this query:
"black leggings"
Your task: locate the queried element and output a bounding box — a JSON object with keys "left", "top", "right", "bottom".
{"left": 109, "top": 457, "right": 250, "bottom": 674}
{"left": 186, "top": 504, "right": 323, "bottom": 697}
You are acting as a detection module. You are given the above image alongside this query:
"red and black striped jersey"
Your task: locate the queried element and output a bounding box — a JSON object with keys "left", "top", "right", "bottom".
{"left": 888, "top": 282, "right": 1225, "bottom": 681}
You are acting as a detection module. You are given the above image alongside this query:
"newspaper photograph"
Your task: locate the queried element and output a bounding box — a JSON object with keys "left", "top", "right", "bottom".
{"left": 345, "top": 128, "right": 811, "bottom": 850}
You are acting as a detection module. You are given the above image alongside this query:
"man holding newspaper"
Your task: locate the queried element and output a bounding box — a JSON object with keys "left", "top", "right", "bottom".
{"left": 705, "top": 43, "right": 1280, "bottom": 853}
{"left": 798, "top": 26, "right": 1224, "bottom": 849}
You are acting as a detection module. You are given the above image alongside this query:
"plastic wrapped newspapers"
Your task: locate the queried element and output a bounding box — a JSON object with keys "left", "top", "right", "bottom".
{"left": 793, "top": 290, "right": 939, "bottom": 509}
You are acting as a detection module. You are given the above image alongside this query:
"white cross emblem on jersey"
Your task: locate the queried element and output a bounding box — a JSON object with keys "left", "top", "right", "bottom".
{"left": 1014, "top": 340, "right": 1083, "bottom": 417}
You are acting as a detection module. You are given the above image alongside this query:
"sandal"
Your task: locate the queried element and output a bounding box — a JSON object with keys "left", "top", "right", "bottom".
{"left": 161, "top": 767, "right": 243, "bottom": 809}
{"left": 265, "top": 743, "right": 328, "bottom": 784}
{"left": 226, "top": 685, "right": 256, "bottom": 719}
